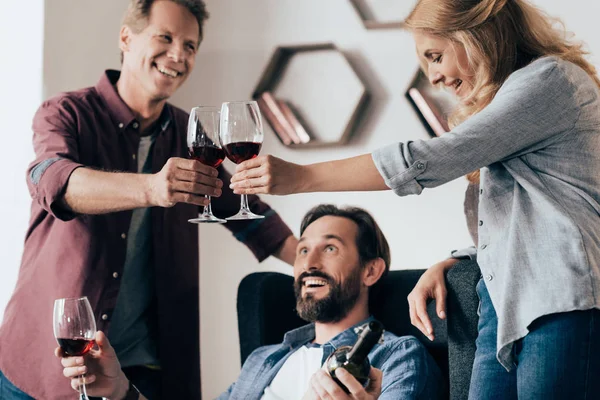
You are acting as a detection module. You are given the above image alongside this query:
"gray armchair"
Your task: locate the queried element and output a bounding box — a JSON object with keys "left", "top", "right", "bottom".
{"left": 237, "top": 259, "right": 480, "bottom": 399}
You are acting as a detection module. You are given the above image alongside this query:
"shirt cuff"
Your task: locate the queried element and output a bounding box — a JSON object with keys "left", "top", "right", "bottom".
{"left": 233, "top": 211, "right": 293, "bottom": 263}
{"left": 372, "top": 143, "right": 427, "bottom": 196}
{"left": 450, "top": 246, "right": 477, "bottom": 260}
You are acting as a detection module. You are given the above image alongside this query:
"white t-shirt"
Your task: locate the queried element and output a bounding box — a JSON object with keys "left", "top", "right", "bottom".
{"left": 260, "top": 345, "right": 324, "bottom": 400}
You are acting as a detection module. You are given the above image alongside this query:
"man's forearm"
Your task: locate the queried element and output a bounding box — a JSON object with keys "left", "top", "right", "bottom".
{"left": 61, "top": 167, "right": 154, "bottom": 214}
{"left": 273, "top": 235, "right": 298, "bottom": 266}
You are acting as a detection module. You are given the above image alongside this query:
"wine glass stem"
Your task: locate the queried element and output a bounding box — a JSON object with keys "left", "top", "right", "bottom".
{"left": 240, "top": 194, "right": 251, "bottom": 213}
{"left": 80, "top": 374, "right": 89, "bottom": 400}
{"left": 202, "top": 195, "right": 213, "bottom": 217}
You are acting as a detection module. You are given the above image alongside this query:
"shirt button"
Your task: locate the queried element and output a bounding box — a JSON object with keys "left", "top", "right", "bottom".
{"left": 112, "top": 272, "right": 119, "bottom": 279}
{"left": 479, "top": 220, "right": 483, "bottom": 226}
{"left": 121, "top": 233, "right": 127, "bottom": 239}
{"left": 118, "top": 123, "right": 124, "bottom": 129}
{"left": 479, "top": 189, "right": 483, "bottom": 195}
{"left": 485, "top": 274, "right": 493, "bottom": 282}
{"left": 101, "top": 314, "right": 108, "bottom": 321}
{"left": 481, "top": 244, "right": 487, "bottom": 250}
{"left": 416, "top": 162, "right": 425, "bottom": 170}
{"left": 132, "top": 122, "right": 139, "bottom": 129}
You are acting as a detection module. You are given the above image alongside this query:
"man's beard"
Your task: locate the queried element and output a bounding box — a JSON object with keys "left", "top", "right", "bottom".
{"left": 294, "top": 266, "right": 362, "bottom": 323}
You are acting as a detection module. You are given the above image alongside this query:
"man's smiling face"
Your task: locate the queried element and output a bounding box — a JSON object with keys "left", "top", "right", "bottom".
{"left": 119, "top": 0, "right": 200, "bottom": 102}
{"left": 293, "top": 216, "right": 366, "bottom": 323}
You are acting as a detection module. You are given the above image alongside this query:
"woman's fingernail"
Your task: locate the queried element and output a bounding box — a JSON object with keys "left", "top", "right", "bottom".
{"left": 78, "top": 366, "right": 86, "bottom": 373}
{"left": 439, "top": 311, "right": 446, "bottom": 318}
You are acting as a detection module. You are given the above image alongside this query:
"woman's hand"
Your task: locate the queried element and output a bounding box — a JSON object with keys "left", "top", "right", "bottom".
{"left": 407, "top": 258, "right": 459, "bottom": 340}
{"left": 230, "top": 155, "right": 306, "bottom": 195}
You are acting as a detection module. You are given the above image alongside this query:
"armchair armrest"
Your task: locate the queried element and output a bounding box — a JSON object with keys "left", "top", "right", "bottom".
{"left": 446, "top": 259, "right": 481, "bottom": 399}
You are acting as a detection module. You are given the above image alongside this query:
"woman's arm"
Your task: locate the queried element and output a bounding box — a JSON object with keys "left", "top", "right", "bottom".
{"left": 230, "top": 154, "right": 388, "bottom": 195}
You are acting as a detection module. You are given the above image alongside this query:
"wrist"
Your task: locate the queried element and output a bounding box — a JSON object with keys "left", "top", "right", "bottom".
{"left": 300, "top": 164, "right": 318, "bottom": 193}
{"left": 441, "top": 258, "right": 460, "bottom": 271}
{"left": 143, "top": 174, "right": 156, "bottom": 207}
{"left": 111, "top": 372, "right": 130, "bottom": 400}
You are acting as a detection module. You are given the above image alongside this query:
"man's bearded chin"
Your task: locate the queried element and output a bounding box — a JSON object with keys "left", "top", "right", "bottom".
{"left": 294, "top": 268, "right": 362, "bottom": 323}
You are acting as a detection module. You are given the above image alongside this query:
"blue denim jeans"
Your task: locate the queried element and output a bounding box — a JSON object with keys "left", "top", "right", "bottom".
{"left": 469, "top": 278, "right": 600, "bottom": 399}
{"left": 0, "top": 369, "right": 34, "bottom": 400}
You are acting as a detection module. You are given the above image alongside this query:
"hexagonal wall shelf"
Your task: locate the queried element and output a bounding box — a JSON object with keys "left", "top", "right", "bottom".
{"left": 349, "top": 0, "right": 415, "bottom": 30}
{"left": 405, "top": 69, "right": 459, "bottom": 137}
{"left": 252, "top": 43, "right": 370, "bottom": 148}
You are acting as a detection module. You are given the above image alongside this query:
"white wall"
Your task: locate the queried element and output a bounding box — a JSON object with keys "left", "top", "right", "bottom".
{"left": 5, "top": 0, "right": 600, "bottom": 398}
{"left": 0, "top": 1, "right": 44, "bottom": 323}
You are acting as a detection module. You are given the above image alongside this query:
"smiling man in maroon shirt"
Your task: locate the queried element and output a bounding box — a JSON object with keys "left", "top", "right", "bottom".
{"left": 0, "top": 1, "right": 297, "bottom": 399}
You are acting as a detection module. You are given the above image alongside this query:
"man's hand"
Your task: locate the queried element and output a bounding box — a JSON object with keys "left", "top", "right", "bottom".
{"left": 148, "top": 157, "right": 223, "bottom": 207}
{"left": 55, "top": 331, "right": 129, "bottom": 400}
{"left": 303, "top": 368, "right": 382, "bottom": 400}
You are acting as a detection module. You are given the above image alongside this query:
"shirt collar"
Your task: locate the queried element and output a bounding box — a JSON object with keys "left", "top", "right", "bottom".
{"left": 95, "top": 70, "right": 172, "bottom": 134}
{"left": 282, "top": 316, "right": 377, "bottom": 349}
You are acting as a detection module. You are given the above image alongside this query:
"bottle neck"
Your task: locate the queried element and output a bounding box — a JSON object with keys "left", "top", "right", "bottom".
{"left": 346, "top": 323, "right": 382, "bottom": 364}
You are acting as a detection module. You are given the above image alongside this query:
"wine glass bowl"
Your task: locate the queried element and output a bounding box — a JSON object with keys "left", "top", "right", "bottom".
{"left": 220, "top": 101, "right": 265, "bottom": 220}
{"left": 187, "top": 106, "right": 227, "bottom": 224}
{"left": 53, "top": 296, "right": 96, "bottom": 399}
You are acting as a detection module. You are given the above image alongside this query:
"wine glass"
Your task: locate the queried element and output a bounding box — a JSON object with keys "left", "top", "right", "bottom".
{"left": 220, "top": 101, "right": 265, "bottom": 220}
{"left": 187, "top": 106, "right": 227, "bottom": 224}
{"left": 53, "top": 297, "right": 96, "bottom": 400}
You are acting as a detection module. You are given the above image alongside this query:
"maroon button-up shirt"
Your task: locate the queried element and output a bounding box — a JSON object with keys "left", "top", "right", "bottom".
{"left": 0, "top": 70, "right": 292, "bottom": 399}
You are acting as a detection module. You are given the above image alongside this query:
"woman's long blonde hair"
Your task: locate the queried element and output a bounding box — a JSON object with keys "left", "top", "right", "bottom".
{"left": 405, "top": 0, "right": 600, "bottom": 183}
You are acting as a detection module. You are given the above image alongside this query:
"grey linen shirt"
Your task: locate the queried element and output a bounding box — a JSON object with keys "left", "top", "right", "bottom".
{"left": 373, "top": 56, "right": 600, "bottom": 370}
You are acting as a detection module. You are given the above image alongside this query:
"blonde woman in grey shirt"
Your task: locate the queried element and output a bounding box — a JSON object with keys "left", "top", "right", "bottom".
{"left": 230, "top": 0, "right": 600, "bottom": 398}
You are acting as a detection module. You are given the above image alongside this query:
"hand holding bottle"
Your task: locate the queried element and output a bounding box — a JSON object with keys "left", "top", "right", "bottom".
{"left": 325, "top": 321, "right": 384, "bottom": 392}
{"left": 303, "top": 367, "right": 382, "bottom": 400}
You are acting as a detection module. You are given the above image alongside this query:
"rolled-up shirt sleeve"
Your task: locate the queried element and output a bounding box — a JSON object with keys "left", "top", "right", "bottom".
{"left": 451, "top": 246, "right": 477, "bottom": 260}
{"left": 373, "top": 57, "right": 578, "bottom": 196}
{"left": 27, "top": 97, "right": 84, "bottom": 221}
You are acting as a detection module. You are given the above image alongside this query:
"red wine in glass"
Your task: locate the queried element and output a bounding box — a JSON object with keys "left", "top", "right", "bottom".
{"left": 188, "top": 145, "right": 226, "bottom": 168}
{"left": 223, "top": 142, "right": 262, "bottom": 164}
{"left": 187, "top": 107, "right": 227, "bottom": 224}
{"left": 220, "top": 101, "right": 265, "bottom": 220}
{"left": 54, "top": 296, "right": 96, "bottom": 399}
{"left": 57, "top": 338, "right": 95, "bottom": 356}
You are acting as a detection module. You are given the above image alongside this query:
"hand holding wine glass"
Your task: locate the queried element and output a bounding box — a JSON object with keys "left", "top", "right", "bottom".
{"left": 187, "top": 106, "right": 227, "bottom": 223}
{"left": 53, "top": 297, "right": 96, "bottom": 400}
{"left": 220, "top": 101, "right": 265, "bottom": 220}
{"left": 229, "top": 154, "right": 306, "bottom": 196}
{"left": 56, "top": 331, "right": 131, "bottom": 400}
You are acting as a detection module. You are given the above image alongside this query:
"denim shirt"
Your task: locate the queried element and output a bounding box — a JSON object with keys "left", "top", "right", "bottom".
{"left": 373, "top": 56, "right": 600, "bottom": 370}
{"left": 218, "top": 317, "right": 443, "bottom": 399}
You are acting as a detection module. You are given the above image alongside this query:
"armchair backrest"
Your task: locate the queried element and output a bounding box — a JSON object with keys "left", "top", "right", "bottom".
{"left": 236, "top": 259, "right": 480, "bottom": 399}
